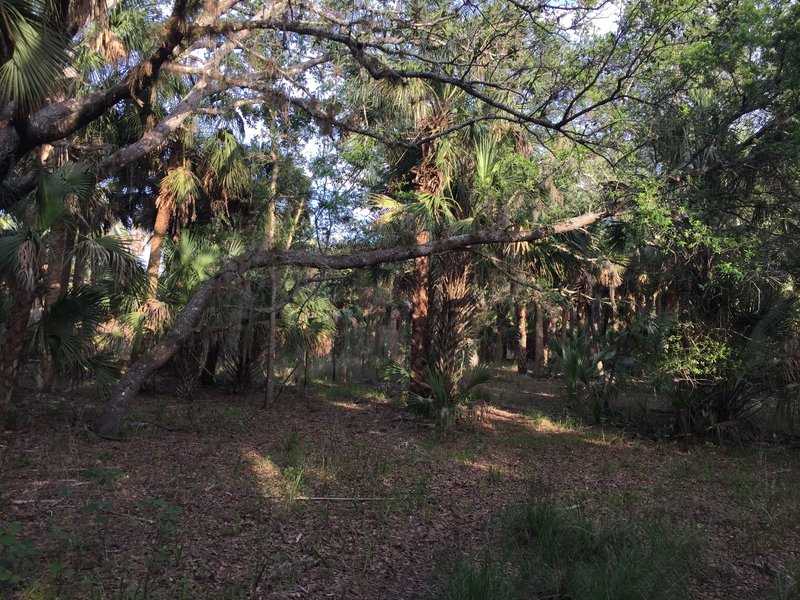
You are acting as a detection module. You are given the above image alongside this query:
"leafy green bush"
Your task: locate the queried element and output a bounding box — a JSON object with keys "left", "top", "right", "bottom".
{"left": 550, "top": 331, "right": 616, "bottom": 420}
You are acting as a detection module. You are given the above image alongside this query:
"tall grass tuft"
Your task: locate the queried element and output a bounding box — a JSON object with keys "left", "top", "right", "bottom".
{"left": 437, "top": 498, "right": 700, "bottom": 600}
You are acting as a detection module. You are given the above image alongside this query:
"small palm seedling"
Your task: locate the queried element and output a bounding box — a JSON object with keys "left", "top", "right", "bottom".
{"left": 407, "top": 365, "right": 492, "bottom": 434}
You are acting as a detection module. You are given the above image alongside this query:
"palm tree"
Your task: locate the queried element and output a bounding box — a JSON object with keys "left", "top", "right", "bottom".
{"left": 0, "top": 163, "right": 146, "bottom": 410}
{"left": 280, "top": 287, "right": 336, "bottom": 393}
{"left": 0, "top": 226, "right": 39, "bottom": 407}
{"left": 158, "top": 232, "right": 222, "bottom": 397}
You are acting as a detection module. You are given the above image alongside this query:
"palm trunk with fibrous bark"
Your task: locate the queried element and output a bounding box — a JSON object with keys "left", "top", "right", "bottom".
{"left": 0, "top": 240, "right": 39, "bottom": 411}
{"left": 409, "top": 229, "right": 431, "bottom": 397}
{"left": 430, "top": 251, "right": 477, "bottom": 400}
{"left": 0, "top": 284, "right": 35, "bottom": 410}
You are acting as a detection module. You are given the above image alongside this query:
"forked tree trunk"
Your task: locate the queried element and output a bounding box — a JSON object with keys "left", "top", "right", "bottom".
{"left": 410, "top": 229, "right": 431, "bottom": 396}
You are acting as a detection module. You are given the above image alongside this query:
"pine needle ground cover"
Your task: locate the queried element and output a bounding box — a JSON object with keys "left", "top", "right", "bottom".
{"left": 1, "top": 375, "right": 798, "bottom": 599}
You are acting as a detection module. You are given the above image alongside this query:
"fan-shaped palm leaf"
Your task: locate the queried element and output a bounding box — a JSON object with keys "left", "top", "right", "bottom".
{"left": 0, "top": 0, "right": 70, "bottom": 115}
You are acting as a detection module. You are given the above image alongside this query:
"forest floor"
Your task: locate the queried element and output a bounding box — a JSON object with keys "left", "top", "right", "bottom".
{"left": 1, "top": 370, "right": 799, "bottom": 599}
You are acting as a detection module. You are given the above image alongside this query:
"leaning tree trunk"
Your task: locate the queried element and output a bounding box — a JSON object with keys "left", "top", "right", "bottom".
{"left": 410, "top": 230, "right": 431, "bottom": 396}
{"left": 95, "top": 209, "right": 614, "bottom": 436}
{"left": 95, "top": 265, "right": 226, "bottom": 437}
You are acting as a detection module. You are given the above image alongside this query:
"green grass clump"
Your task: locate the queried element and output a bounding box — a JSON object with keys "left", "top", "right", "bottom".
{"left": 437, "top": 499, "right": 699, "bottom": 600}
{"left": 441, "top": 562, "right": 515, "bottom": 600}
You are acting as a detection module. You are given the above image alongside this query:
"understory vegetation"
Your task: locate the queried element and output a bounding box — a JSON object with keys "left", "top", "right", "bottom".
{"left": 442, "top": 499, "right": 700, "bottom": 600}
{"left": 1, "top": 0, "right": 799, "bottom": 597}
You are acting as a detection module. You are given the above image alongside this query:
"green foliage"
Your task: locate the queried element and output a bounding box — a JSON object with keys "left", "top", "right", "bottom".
{"left": 407, "top": 366, "right": 491, "bottom": 434}
{"left": 438, "top": 499, "right": 699, "bottom": 600}
{"left": 280, "top": 287, "right": 337, "bottom": 358}
{"left": 0, "top": 0, "right": 70, "bottom": 115}
{"left": 160, "top": 232, "right": 220, "bottom": 306}
{"left": 441, "top": 561, "right": 515, "bottom": 600}
{"left": 0, "top": 522, "right": 38, "bottom": 590}
{"left": 646, "top": 298, "right": 800, "bottom": 437}
{"left": 550, "top": 331, "right": 615, "bottom": 407}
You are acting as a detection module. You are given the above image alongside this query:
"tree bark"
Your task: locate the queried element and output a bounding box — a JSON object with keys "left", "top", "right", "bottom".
{"left": 494, "top": 302, "right": 506, "bottom": 363}
{"left": 609, "top": 285, "right": 619, "bottom": 331}
{"left": 147, "top": 200, "right": 172, "bottom": 300}
{"left": 386, "top": 306, "right": 399, "bottom": 360}
{"left": 0, "top": 284, "right": 35, "bottom": 408}
{"left": 200, "top": 339, "right": 221, "bottom": 385}
{"left": 263, "top": 150, "right": 279, "bottom": 407}
{"left": 533, "top": 296, "right": 545, "bottom": 375}
{"left": 39, "top": 223, "right": 72, "bottom": 390}
{"left": 515, "top": 300, "right": 527, "bottom": 375}
{"left": 95, "top": 209, "right": 612, "bottom": 436}
{"left": 0, "top": 0, "right": 196, "bottom": 181}
{"left": 409, "top": 229, "right": 431, "bottom": 396}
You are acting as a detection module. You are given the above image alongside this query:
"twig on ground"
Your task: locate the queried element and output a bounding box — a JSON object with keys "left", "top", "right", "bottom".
{"left": 295, "top": 496, "right": 405, "bottom": 501}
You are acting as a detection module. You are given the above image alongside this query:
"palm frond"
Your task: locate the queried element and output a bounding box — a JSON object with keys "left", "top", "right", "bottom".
{"left": 31, "top": 162, "right": 95, "bottom": 230}
{"left": 71, "top": 232, "right": 147, "bottom": 300}
{"left": 475, "top": 137, "right": 501, "bottom": 189}
{"left": 0, "top": 0, "right": 70, "bottom": 115}
{"left": 26, "top": 284, "right": 112, "bottom": 385}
